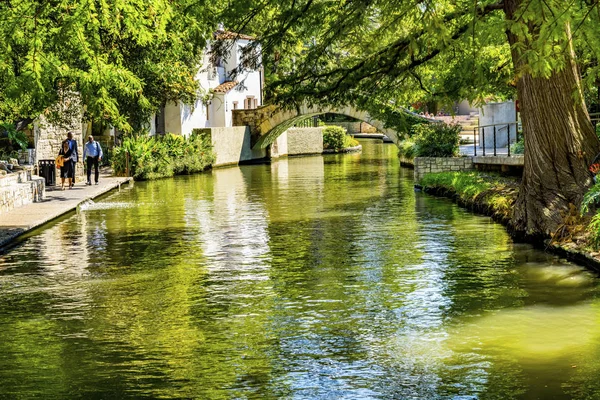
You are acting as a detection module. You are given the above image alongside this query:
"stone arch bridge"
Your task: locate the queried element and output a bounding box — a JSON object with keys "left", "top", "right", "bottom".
{"left": 232, "top": 104, "right": 408, "bottom": 150}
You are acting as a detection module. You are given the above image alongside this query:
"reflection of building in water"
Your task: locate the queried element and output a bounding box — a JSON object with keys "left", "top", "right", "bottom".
{"left": 33, "top": 211, "right": 93, "bottom": 277}
{"left": 267, "top": 156, "right": 325, "bottom": 222}
{"left": 188, "top": 167, "right": 271, "bottom": 276}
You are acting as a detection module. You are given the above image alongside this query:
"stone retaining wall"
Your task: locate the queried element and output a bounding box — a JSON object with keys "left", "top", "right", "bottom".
{"left": 195, "top": 126, "right": 267, "bottom": 167}
{"left": 414, "top": 157, "right": 474, "bottom": 182}
{"left": 322, "top": 121, "right": 377, "bottom": 134}
{"left": 286, "top": 127, "right": 324, "bottom": 155}
{"left": 0, "top": 169, "right": 45, "bottom": 214}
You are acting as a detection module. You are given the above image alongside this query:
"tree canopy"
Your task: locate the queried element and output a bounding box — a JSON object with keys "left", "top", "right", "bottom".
{"left": 0, "top": 0, "right": 218, "bottom": 131}
{"left": 219, "top": 0, "right": 600, "bottom": 236}
{"left": 221, "top": 0, "right": 600, "bottom": 111}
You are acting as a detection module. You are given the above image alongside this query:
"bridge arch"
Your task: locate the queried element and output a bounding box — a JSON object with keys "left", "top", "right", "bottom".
{"left": 232, "top": 104, "right": 409, "bottom": 150}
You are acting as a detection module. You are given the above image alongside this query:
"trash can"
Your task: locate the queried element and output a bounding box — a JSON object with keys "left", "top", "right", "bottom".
{"left": 38, "top": 159, "right": 56, "bottom": 186}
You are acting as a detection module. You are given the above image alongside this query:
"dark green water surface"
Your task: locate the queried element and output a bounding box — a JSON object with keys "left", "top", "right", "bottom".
{"left": 2, "top": 140, "right": 600, "bottom": 399}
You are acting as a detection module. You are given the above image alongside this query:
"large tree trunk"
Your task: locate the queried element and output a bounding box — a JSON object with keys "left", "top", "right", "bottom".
{"left": 504, "top": 0, "right": 600, "bottom": 237}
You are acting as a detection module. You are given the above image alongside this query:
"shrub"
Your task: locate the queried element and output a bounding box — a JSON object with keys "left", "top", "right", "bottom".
{"left": 411, "top": 122, "right": 461, "bottom": 157}
{"left": 112, "top": 132, "right": 215, "bottom": 180}
{"left": 398, "top": 140, "right": 416, "bottom": 159}
{"left": 581, "top": 183, "right": 600, "bottom": 249}
{"left": 510, "top": 135, "right": 524, "bottom": 154}
{"left": 0, "top": 123, "right": 28, "bottom": 159}
{"left": 322, "top": 125, "right": 347, "bottom": 150}
{"left": 343, "top": 135, "right": 359, "bottom": 148}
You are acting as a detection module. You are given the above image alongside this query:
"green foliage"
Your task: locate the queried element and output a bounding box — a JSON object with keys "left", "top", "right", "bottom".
{"left": 420, "top": 171, "right": 515, "bottom": 214}
{"left": 343, "top": 135, "right": 359, "bottom": 148}
{"left": 581, "top": 183, "right": 600, "bottom": 215}
{"left": 579, "top": 183, "right": 600, "bottom": 250}
{"left": 112, "top": 132, "right": 215, "bottom": 180}
{"left": 412, "top": 122, "right": 461, "bottom": 157}
{"left": 421, "top": 171, "right": 492, "bottom": 199}
{"left": 322, "top": 126, "right": 347, "bottom": 150}
{"left": 0, "top": 0, "right": 218, "bottom": 131}
{"left": 511, "top": 135, "right": 525, "bottom": 155}
{"left": 0, "top": 123, "right": 29, "bottom": 159}
{"left": 587, "top": 214, "right": 600, "bottom": 250}
{"left": 398, "top": 140, "right": 416, "bottom": 159}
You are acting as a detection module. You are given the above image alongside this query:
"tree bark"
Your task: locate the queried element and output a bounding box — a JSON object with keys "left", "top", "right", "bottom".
{"left": 504, "top": 0, "right": 600, "bottom": 237}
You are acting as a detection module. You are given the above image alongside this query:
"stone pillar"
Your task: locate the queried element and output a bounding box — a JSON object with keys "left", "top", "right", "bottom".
{"left": 34, "top": 111, "right": 85, "bottom": 181}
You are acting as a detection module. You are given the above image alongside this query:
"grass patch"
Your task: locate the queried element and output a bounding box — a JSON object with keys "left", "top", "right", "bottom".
{"left": 420, "top": 171, "right": 518, "bottom": 217}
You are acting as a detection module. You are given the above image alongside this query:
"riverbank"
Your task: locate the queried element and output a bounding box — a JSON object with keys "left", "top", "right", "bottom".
{"left": 419, "top": 171, "right": 600, "bottom": 272}
{"left": 0, "top": 172, "right": 132, "bottom": 252}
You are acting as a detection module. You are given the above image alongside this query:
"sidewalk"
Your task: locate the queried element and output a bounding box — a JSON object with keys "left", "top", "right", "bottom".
{"left": 0, "top": 173, "right": 132, "bottom": 251}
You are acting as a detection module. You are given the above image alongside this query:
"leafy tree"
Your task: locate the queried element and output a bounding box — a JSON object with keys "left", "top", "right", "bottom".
{"left": 221, "top": 0, "right": 600, "bottom": 237}
{"left": 0, "top": 0, "right": 217, "bottom": 132}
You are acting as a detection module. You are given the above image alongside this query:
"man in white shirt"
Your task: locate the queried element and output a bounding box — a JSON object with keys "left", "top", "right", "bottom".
{"left": 83, "top": 135, "right": 103, "bottom": 185}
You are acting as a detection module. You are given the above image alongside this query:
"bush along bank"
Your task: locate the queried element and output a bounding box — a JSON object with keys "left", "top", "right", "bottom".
{"left": 322, "top": 126, "right": 361, "bottom": 153}
{"left": 112, "top": 132, "right": 215, "bottom": 180}
{"left": 420, "top": 170, "right": 600, "bottom": 271}
{"left": 398, "top": 122, "right": 461, "bottom": 167}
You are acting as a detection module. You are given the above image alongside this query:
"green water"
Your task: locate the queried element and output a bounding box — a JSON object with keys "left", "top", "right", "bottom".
{"left": 2, "top": 140, "right": 600, "bottom": 399}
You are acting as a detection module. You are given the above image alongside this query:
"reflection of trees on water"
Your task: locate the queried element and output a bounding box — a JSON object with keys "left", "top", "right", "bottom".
{"left": 2, "top": 141, "right": 600, "bottom": 398}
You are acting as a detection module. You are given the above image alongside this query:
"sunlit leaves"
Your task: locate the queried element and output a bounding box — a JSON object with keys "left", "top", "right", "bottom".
{"left": 0, "top": 0, "right": 218, "bottom": 131}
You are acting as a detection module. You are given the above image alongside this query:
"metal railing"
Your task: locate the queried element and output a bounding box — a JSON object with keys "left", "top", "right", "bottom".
{"left": 293, "top": 116, "right": 319, "bottom": 128}
{"left": 473, "top": 121, "right": 521, "bottom": 157}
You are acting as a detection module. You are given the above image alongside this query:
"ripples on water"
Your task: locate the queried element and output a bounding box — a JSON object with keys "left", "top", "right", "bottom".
{"left": 1, "top": 141, "right": 600, "bottom": 399}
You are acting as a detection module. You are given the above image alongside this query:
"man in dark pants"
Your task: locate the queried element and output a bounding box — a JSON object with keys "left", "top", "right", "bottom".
{"left": 65, "top": 132, "right": 78, "bottom": 187}
{"left": 83, "top": 135, "right": 103, "bottom": 185}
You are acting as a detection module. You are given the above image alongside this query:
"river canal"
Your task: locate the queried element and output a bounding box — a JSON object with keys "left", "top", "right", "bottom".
{"left": 1, "top": 140, "right": 600, "bottom": 399}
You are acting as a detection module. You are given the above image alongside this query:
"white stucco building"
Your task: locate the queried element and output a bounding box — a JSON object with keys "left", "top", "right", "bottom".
{"left": 150, "top": 31, "right": 264, "bottom": 136}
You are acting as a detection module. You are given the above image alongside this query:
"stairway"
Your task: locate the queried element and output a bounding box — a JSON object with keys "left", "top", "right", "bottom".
{"left": 457, "top": 111, "right": 480, "bottom": 145}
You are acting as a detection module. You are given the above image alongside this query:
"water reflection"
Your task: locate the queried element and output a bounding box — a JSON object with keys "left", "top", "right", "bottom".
{"left": 0, "top": 140, "right": 600, "bottom": 399}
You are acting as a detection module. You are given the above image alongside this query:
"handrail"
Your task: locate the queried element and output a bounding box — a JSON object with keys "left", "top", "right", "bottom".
{"left": 474, "top": 121, "right": 521, "bottom": 157}
{"left": 476, "top": 121, "right": 520, "bottom": 129}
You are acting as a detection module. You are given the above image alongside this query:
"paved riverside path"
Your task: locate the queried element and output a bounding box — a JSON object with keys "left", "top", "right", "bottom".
{"left": 0, "top": 173, "right": 132, "bottom": 251}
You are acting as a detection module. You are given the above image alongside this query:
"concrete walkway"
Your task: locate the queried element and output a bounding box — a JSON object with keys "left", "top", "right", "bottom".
{"left": 460, "top": 144, "right": 511, "bottom": 156}
{"left": 0, "top": 173, "right": 132, "bottom": 251}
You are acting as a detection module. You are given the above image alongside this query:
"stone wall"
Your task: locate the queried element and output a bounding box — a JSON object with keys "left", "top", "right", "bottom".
{"left": 322, "top": 121, "right": 377, "bottom": 134}
{"left": 0, "top": 168, "right": 45, "bottom": 214}
{"left": 414, "top": 157, "right": 474, "bottom": 182}
{"left": 286, "top": 127, "right": 324, "bottom": 155}
{"left": 196, "top": 126, "right": 267, "bottom": 167}
{"left": 34, "top": 113, "right": 85, "bottom": 180}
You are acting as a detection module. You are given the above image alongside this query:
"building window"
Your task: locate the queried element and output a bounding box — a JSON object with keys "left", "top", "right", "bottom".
{"left": 233, "top": 101, "right": 238, "bottom": 110}
{"left": 244, "top": 96, "right": 257, "bottom": 110}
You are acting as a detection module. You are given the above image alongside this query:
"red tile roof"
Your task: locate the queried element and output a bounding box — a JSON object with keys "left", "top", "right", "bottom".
{"left": 213, "top": 81, "right": 238, "bottom": 93}
{"left": 215, "top": 31, "right": 256, "bottom": 41}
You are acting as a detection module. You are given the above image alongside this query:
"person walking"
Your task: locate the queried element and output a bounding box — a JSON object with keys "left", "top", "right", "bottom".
{"left": 83, "top": 135, "right": 103, "bottom": 185}
{"left": 65, "top": 132, "right": 79, "bottom": 187}
{"left": 58, "top": 140, "right": 74, "bottom": 190}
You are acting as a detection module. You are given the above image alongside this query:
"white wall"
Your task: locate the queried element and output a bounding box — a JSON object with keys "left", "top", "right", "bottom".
{"left": 479, "top": 101, "right": 517, "bottom": 148}
{"left": 181, "top": 98, "right": 210, "bottom": 136}
{"left": 146, "top": 38, "right": 264, "bottom": 135}
{"left": 271, "top": 130, "right": 288, "bottom": 158}
{"left": 206, "top": 126, "right": 267, "bottom": 166}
